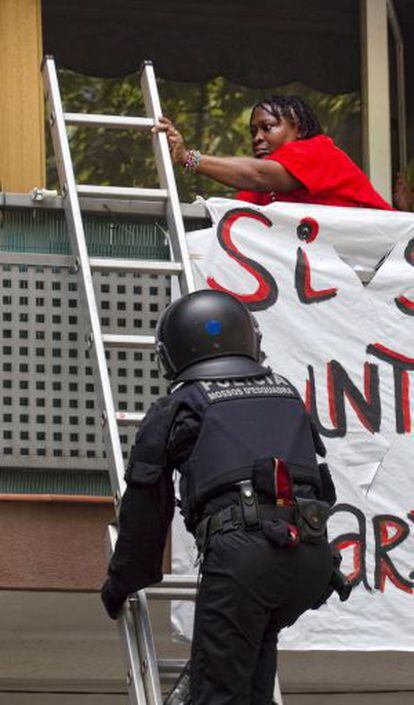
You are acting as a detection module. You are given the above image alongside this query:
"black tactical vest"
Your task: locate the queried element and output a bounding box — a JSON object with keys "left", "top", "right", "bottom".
{"left": 174, "top": 372, "right": 321, "bottom": 523}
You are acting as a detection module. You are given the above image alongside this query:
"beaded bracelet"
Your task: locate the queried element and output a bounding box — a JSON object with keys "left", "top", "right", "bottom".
{"left": 184, "top": 149, "right": 202, "bottom": 173}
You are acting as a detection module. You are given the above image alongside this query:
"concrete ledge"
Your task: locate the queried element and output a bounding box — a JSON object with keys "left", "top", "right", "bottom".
{"left": 0, "top": 591, "right": 412, "bottom": 700}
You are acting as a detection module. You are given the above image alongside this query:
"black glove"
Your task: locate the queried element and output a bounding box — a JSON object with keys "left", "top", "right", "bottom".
{"left": 311, "top": 544, "right": 342, "bottom": 610}
{"left": 101, "top": 578, "right": 127, "bottom": 620}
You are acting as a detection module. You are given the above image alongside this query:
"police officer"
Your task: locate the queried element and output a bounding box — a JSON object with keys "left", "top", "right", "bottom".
{"left": 101, "top": 290, "right": 336, "bottom": 705}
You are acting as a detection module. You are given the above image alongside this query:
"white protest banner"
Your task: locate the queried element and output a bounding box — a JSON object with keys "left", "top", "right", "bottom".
{"left": 171, "top": 198, "right": 414, "bottom": 650}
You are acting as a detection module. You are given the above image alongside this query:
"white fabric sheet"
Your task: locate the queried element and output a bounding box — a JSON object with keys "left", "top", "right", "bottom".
{"left": 171, "top": 199, "right": 414, "bottom": 650}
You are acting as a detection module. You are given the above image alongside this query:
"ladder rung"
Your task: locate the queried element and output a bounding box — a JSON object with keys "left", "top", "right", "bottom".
{"left": 102, "top": 334, "right": 155, "bottom": 349}
{"left": 64, "top": 113, "right": 154, "bottom": 130}
{"left": 77, "top": 185, "right": 168, "bottom": 200}
{"left": 89, "top": 257, "right": 183, "bottom": 276}
{"left": 116, "top": 411, "right": 145, "bottom": 426}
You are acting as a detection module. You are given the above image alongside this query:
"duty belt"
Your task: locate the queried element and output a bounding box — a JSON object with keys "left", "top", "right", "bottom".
{"left": 204, "top": 502, "right": 295, "bottom": 536}
{"left": 195, "top": 500, "right": 297, "bottom": 560}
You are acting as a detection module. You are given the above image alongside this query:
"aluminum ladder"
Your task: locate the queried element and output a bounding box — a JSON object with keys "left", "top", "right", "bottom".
{"left": 41, "top": 55, "right": 283, "bottom": 705}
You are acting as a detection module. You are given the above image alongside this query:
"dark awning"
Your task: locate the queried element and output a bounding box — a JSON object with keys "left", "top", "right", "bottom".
{"left": 41, "top": 0, "right": 414, "bottom": 152}
{"left": 42, "top": 0, "right": 362, "bottom": 92}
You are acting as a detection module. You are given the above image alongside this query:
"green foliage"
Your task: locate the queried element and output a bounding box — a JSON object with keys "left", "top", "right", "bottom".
{"left": 46, "top": 70, "right": 360, "bottom": 202}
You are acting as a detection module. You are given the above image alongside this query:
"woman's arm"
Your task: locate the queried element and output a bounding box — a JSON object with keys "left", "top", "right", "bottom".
{"left": 153, "top": 117, "right": 301, "bottom": 193}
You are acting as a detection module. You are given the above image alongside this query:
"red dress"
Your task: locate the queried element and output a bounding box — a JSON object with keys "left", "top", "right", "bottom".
{"left": 237, "top": 135, "right": 393, "bottom": 210}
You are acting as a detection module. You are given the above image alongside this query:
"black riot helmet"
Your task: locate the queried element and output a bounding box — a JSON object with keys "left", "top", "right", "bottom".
{"left": 155, "top": 289, "right": 268, "bottom": 381}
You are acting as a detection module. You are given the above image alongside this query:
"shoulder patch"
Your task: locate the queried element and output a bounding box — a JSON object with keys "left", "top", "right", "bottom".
{"left": 196, "top": 373, "right": 297, "bottom": 403}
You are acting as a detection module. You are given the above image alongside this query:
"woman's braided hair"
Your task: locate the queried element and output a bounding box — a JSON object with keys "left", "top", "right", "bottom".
{"left": 252, "top": 95, "right": 322, "bottom": 139}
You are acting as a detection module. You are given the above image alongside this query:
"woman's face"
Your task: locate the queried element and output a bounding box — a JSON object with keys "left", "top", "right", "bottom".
{"left": 250, "top": 105, "right": 299, "bottom": 158}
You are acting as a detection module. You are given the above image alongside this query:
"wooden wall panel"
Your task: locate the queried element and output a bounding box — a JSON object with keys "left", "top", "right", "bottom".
{"left": 0, "top": 0, "right": 45, "bottom": 191}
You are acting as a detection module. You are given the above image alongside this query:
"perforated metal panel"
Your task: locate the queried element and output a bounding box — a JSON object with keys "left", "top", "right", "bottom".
{"left": 0, "top": 257, "right": 169, "bottom": 471}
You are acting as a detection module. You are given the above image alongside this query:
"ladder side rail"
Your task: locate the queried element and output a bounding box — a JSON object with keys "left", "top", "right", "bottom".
{"left": 108, "top": 524, "right": 163, "bottom": 705}
{"left": 132, "top": 61, "right": 195, "bottom": 705}
{"left": 118, "top": 602, "right": 149, "bottom": 705}
{"left": 41, "top": 56, "right": 126, "bottom": 498}
{"left": 140, "top": 62, "right": 195, "bottom": 295}
{"left": 43, "top": 55, "right": 154, "bottom": 705}
{"left": 131, "top": 593, "right": 164, "bottom": 705}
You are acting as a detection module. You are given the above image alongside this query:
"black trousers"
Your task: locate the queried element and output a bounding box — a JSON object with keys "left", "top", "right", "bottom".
{"left": 190, "top": 527, "right": 333, "bottom": 705}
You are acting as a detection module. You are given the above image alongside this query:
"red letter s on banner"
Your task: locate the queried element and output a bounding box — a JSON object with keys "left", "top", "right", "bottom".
{"left": 207, "top": 208, "right": 278, "bottom": 312}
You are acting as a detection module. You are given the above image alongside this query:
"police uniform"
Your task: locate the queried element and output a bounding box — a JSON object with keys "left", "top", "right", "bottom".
{"left": 102, "top": 290, "right": 336, "bottom": 705}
